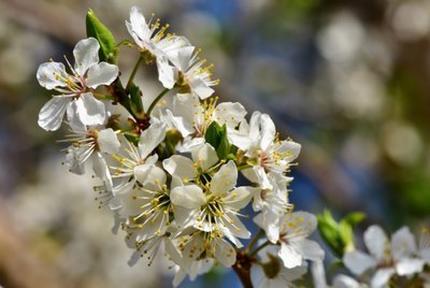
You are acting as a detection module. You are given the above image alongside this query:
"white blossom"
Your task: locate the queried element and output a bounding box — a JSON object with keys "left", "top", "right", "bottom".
{"left": 251, "top": 246, "right": 307, "bottom": 288}
{"left": 37, "top": 37, "right": 118, "bottom": 130}
{"left": 126, "top": 6, "right": 190, "bottom": 89}
{"left": 170, "top": 160, "right": 257, "bottom": 246}
{"left": 255, "top": 211, "right": 324, "bottom": 269}
{"left": 167, "top": 46, "right": 219, "bottom": 100}
{"left": 231, "top": 111, "right": 301, "bottom": 189}
{"left": 343, "top": 225, "right": 425, "bottom": 288}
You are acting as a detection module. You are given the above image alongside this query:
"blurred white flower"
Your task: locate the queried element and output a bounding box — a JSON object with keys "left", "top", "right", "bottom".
{"left": 317, "top": 11, "right": 365, "bottom": 63}
{"left": 343, "top": 225, "right": 425, "bottom": 288}
{"left": 391, "top": 1, "right": 430, "bottom": 42}
{"left": 251, "top": 246, "right": 307, "bottom": 288}
{"left": 256, "top": 211, "right": 324, "bottom": 269}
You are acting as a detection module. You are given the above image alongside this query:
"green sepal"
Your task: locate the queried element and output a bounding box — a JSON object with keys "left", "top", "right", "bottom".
{"left": 205, "top": 121, "right": 234, "bottom": 160}
{"left": 317, "top": 210, "right": 366, "bottom": 257}
{"left": 86, "top": 9, "right": 118, "bottom": 63}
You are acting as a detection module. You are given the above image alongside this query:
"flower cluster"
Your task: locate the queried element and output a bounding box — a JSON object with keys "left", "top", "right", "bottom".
{"left": 38, "top": 6, "right": 430, "bottom": 288}
{"left": 37, "top": 7, "right": 324, "bottom": 287}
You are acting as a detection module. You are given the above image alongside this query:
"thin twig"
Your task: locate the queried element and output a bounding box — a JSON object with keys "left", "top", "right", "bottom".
{"left": 147, "top": 88, "right": 169, "bottom": 115}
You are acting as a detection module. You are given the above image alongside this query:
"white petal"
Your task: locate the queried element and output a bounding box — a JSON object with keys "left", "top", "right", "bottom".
{"left": 254, "top": 166, "right": 273, "bottom": 190}
{"left": 280, "top": 264, "right": 308, "bottom": 283}
{"left": 156, "top": 57, "right": 175, "bottom": 89}
{"left": 137, "top": 165, "right": 166, "bottom": 190}
{"left": 138, "top": 122, "right": 166, "bottom": 159}
{"left": 396, "top": 258, "right": 424, "bottom": 276}
{"left": 222, "top": 213, "right": 251, "bottom": 240}
{"left": 278, "top": 243, "right": 303, "bottom": 269}
{"left": 75, "top": 93, "right": 106, "bottom": 126}
{"left": 279, "top": 211, "right": 318, "bottom": 239}
{"left": 127, "top": 6, "right": 151, "bottom": 45}
{"left": 189, "top": 77, "right": 214, "bottom": 100}
{"left": 241, "top": 167, "right": 259, "bottom": 184}
{"left": 97, "top": 128, "right": 120, "bottom": 154}
{"left": 391, "top": 226, "right": 417, "bottom": 261}
{"left": 213, "top": 102, "right": 247, "bottom": 128}
{"left": 164, "top": 238, "right": 182, "bottom": 266}
{"left": 364, "top": 225, "right": 389, "bottom": 261}
{"left": 224, "top": 186, "right": 257, "bottom": 210}
{"left": 254, "top": 212, "right": 281, "bottom": 244}
{"left": 92, "top": 152, "right": 111, "bottom": 182}
{"left": 250, "top": 264, "right": 266, "bottom": 288}
{"left": 73, "top": 38, "right": 100, "bottom": 76}
{"left": 66, "top": 101, "right": 86, "bottom": 132}
{"left": 210, "top": 160, "right": 237, "bottom": 196}
{"left": 275, "top": 140, "right": 301, "bottom": 163}
{"left": 172, "top": 267, "right": 186, "bottom": 288}
{"left": 65, "top": 146, "right": 85, "bottom": 174}
{"left": 38, "top": 96, "right": 70, "bottom": 131}
{"left": 259, "top": 113, "right": 276, "bottom": 151}
{"left": 36, "top": 62, "right": 67, "bottom": 89}
{"left": 173, "top": 205, "right": 196, "bottom": 228}
{"left": 170, "top": 185, "right": 205, "bottom": 209}
{"left": 290, "top": 239, "right": 325, "bottom": 262}
{"left": 228, "top": 126, "right": 252, "bottom": 151}
{"left": 157, "top": 35, "right": 191, "bottom": 56}
{"left": 370, "top": 268, "right": 395, "bottom": 288}
{"left": 162, "top": 155, "right": 196, "bottom": 180}
{"left": 332, "top": 275, "right": 362, "bottom": 288}
{"left": 86, "top": 62, "right": 119, "bottom": 88}
{"left": 214, "top": 238, "right": 236, "bottom": 267}
{"left": 343, "top": 251, "right": 377, "bottom": 275}
{"left": 169, "top": 46, "right": 194, "bottom": 71}
{"left": 191, "top": 143, "right": 219, "bottom": 171}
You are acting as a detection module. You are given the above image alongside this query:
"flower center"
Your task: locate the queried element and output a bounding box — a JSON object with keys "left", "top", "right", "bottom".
{"left": 262, "top": 254, "right": 282, "bottom": 279}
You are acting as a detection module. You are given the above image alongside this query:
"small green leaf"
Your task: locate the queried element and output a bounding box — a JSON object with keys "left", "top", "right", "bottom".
{"left": 86, "top": 9, "right": 118, "bottom": 63}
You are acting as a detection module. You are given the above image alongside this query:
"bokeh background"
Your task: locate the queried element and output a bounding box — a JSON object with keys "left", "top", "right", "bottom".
{"left": 1, "top": 0, "right": 430, "bottom": 287}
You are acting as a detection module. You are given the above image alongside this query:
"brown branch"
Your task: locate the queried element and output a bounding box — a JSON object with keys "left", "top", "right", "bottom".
{"left": 232, "top": 251, "right": 254, "bottom": 288}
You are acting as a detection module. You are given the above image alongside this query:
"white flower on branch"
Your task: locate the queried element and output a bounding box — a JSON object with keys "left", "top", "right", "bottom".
{"left": 231, "top": 111, "right": 301, "bottom": 189}
{"left": 253, "top": 172, "right": 293, "bottom": 243}
{"left": 170, "top": 160, "right": 258, "bottom": 246}
{"left": 167, "top": 46, "right": 219, "bottom": 100}
{"left": 162, "top": 93, "right": 247, "bottom": 151}
{"left": 343, "top": 225, "right": 425, "bottom": 288}
{"left": 37, "top": 37, "right": 119, "bottom": 131}
{"left": 126, "top": 6, "right": 190, "bottom": 89}
{"left": 251, "top": 246, "right": 308, "bottom": 288}
{"left": 255, "top": 211, "right": 324, "bottom": 269}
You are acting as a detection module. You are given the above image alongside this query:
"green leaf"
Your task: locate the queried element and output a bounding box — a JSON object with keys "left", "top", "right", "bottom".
{"left": 86, "top": 9, "right": 118, "bottom": 63}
